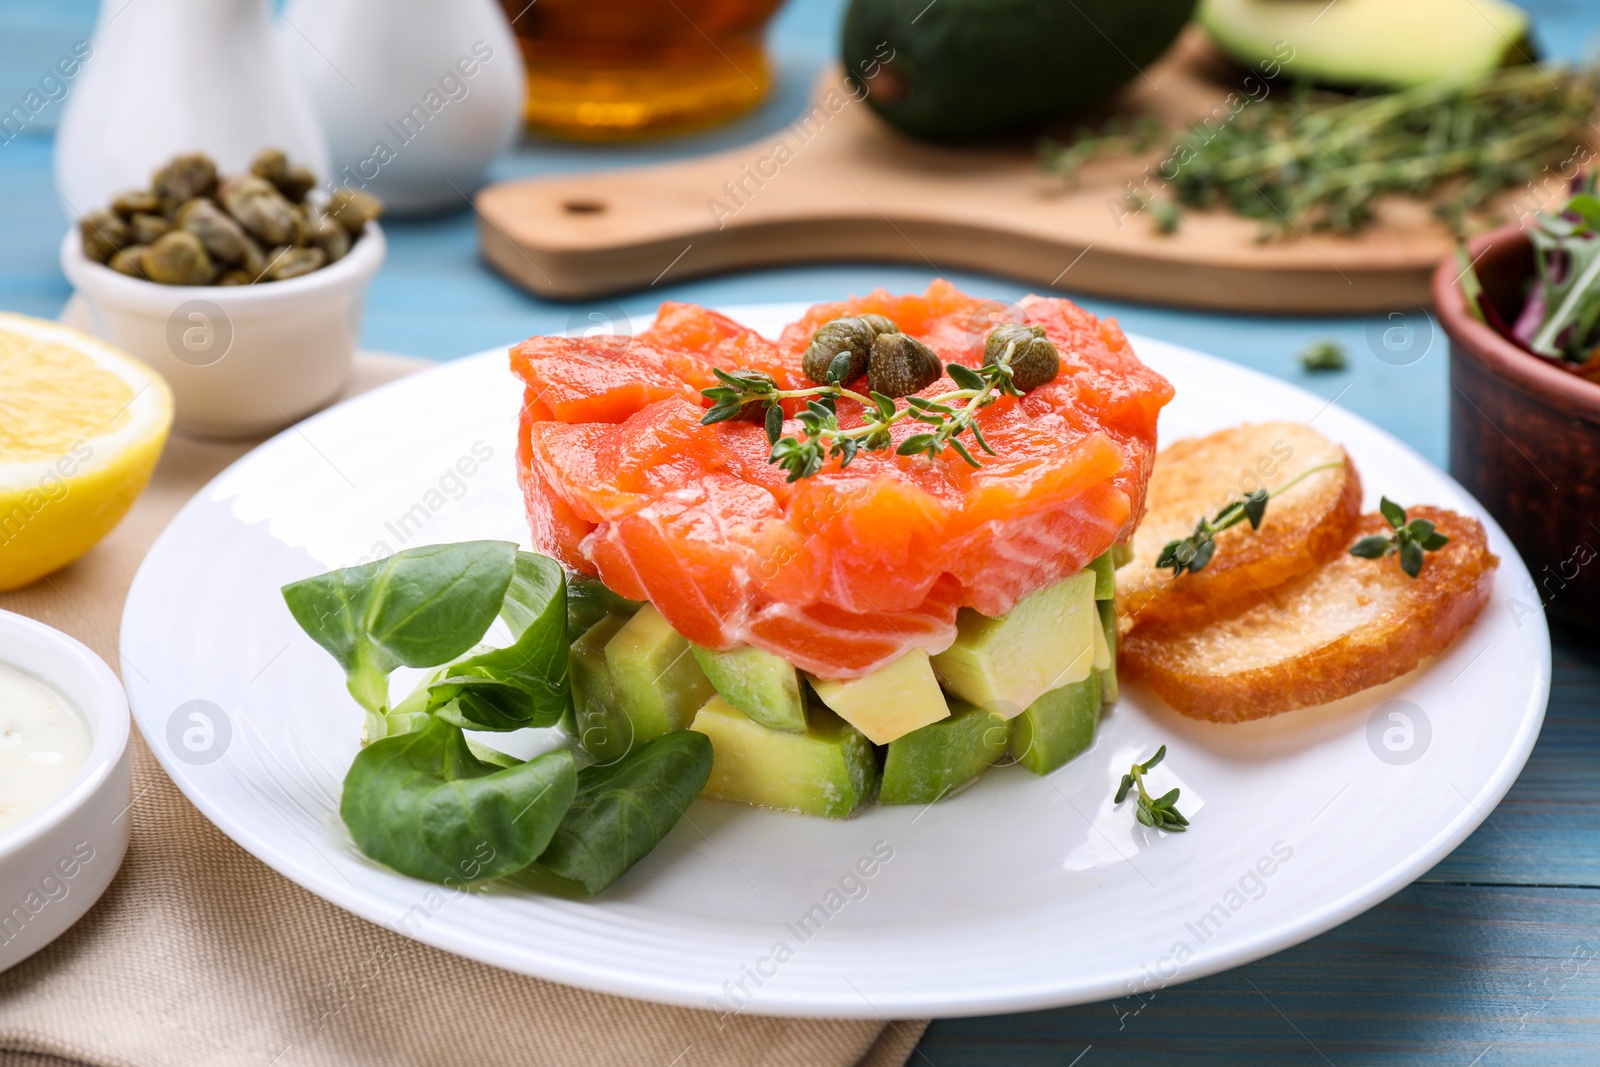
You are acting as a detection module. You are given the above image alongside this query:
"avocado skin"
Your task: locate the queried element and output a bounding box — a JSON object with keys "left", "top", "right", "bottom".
{"left": 843, "top": 0, "right": 1197, "bottom": 143}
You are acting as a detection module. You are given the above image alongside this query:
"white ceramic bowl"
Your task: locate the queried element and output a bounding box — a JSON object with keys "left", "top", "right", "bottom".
{"left": 61, "top": 223, "right": 385, "bottom": 438}
{"left": 0, "top": 610, "right": 130, "bottom": 973}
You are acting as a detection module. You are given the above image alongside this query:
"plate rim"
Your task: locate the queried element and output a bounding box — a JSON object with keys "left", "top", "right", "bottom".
{"left": 121, "top": 312, "right": 1552, "bottom": 1018}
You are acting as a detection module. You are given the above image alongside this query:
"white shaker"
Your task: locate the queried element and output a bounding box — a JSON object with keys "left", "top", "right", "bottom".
{"left": 53, "top": 0, "right": 329, "bottom": 218}
{"left": 281, "top": 0, "right": 525, "bottom": 215}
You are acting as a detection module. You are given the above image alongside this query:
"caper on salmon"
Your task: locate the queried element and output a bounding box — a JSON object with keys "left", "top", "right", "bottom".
{"left": 983, "top": 322, "right": 1060, "bottom": 390}
{"left": 869, "top": 332, "right": 943, "bottom": 397}
{"left": 802, "top": 316, "right": 875, "bottom": 384}
{"left": 704, "top": 319, "right": 1067, "bottom": 480}
{"left": 77, "top": 149, "right": 383, "bottom": 286}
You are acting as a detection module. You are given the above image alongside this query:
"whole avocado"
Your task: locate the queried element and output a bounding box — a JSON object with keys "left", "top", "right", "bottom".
{"left": 843, "top": 0, "right": 1197, "bottom": 143}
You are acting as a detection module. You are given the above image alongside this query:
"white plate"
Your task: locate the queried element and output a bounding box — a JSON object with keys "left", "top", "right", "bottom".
{"left": 122, "top": 304, "right": 1550, "bottom": 1019}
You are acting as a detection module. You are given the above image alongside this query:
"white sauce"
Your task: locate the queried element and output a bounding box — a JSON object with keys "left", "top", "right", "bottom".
{"left": 0, "top": 663, "right": 91, "bottom": 834}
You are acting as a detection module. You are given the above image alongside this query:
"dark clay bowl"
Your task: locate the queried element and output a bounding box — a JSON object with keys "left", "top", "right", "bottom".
{"left": 1435, "top": 223, "right": 1600, "bottom": 634}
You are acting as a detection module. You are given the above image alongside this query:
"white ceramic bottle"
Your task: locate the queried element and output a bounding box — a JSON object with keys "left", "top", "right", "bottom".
{"left": 280, "top": 0, "right": 525, "bottom": 215}
{"left": 53, "top": 0, "right": 329, "bottom": 218}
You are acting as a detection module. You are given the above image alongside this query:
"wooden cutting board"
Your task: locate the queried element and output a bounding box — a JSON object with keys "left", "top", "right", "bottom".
{"left": 476, "top": 29, "right": 1484, "bottom": 312}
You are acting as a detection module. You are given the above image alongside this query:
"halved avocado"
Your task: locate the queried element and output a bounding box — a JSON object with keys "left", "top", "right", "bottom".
{"left": 1199, "top": 0, "right": 1532, "bottom": 90}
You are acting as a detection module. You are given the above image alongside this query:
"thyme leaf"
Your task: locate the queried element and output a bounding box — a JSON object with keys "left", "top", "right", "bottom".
{"left": 1114, "top": 745, "right": 1188, "bottom": 833}
{"left": 1157, "top": 460, "right": 1345, "bottom": 577}
{"left": 1347, "top": 497, "right": 1449, "bottom": 578}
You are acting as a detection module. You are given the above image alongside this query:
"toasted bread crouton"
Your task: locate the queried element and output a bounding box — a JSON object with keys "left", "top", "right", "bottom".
{"left": 1117, "top": 422, "right": 1362, "bottom": 629}
{"left": 1120, "top": 507, "right": 1498, "bottom": 722}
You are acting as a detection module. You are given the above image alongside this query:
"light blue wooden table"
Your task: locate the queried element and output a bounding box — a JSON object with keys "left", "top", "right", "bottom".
{"left": 5, "top": 2, "right": 1598, "bottom": 1062}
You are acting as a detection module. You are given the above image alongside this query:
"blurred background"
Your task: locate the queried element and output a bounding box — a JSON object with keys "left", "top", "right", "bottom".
{"left": 0, "top": 0, "right": 1588, "bottom": 465}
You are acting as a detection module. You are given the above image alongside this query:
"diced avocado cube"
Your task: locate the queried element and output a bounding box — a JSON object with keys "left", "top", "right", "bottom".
{"left": 604, "top": 604, "right": 714, "bottom": 742}
{"left": 570, "top": 612, "right": 632, "bottom": 762}
{"left": 690, "top": 696, "right": 878, "bottom": 818}
{"left": 809, "top": 648, "right": 950, "bottom": 745}
{"left": 1097, "top": 599, "right": 1119, "bottom": 704}
{"left": 1111, "top": 540, "right": 1134, "bottom": 569}
{"left": 1089, "top": 550, "right": 1116, "bottom": 600}
{"left": 880, "top": 700, "right": 1008, "bottom": 805}
{"left": 1009, "top": 672, "right": 1101, "bottom": 776}
{"left": 691, "top": 643, "right": 807, "bottom": 733}
{"left": 1092, "top": 605, "right": 1112, "bottom": 672}
{"left": 931, "top": 571, "right": 1097, "bottom": 718}
{"left": 566, "top": 573, "right": 641, "bottom": 637}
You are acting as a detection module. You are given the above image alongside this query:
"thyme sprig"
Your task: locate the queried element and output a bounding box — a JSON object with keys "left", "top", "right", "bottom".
{"left": 1114, "top": 745, "right": 1188, "bottom": 833}
{"left": 1042, "top": 65, "right": 1600, "bottom": 239}
{"left": 1348, "top": 497, "right": 1449, "bottom": 578}
{"left": 700, "top": 343, "right": 1029, "bottom": 482}
{"left": 1158, "top": 459, "right": 1346, "bottom": 576}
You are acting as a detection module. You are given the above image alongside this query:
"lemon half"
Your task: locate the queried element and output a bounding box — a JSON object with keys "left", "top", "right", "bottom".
{"left": 0, "top": 313, "right": 174, "bottom": 591}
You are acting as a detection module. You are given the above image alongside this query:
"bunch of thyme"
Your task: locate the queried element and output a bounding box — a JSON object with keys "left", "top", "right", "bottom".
{"left": 1172, "top": 67, "right": 1600, "bottom": 238}
{"left": 701, "top": 344, "right": 1028, "bottom": 482}
{"left": 1042, "top": 65, "right": 1600, "bottom": 239}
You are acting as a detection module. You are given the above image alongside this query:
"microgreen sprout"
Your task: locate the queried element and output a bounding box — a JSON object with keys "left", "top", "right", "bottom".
{"left": 1114, "top": 745, "right": 1188, "bottom": 833}
{"left": 1348, "top": 497, "right": 1449, "bottom": 578}
{"left": 1157, "top": 459, "right": 1346, "bottom": 577}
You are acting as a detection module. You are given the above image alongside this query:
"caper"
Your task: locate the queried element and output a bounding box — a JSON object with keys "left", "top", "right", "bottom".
{"left": 323, "top": 188, "right": 383, "bottom": 235}
{"left": 154, "top": 153, "right": 218, "bottom": 209}
{"left": 142, "top": 230, "right": 215, "bottom": 285}
{"left": 82, "top": 150, "right": 378, "bottom": 286}
{"left": 249, "top": 149, "right": 314, "bottom": 201}
{"left": 250, "top": 148, "right": 288, "bottom": 184}
{"left": 286, "top": 203, "right": 313, "bottom": 247}
{"left": 802, "top": 317, "right": 876, "bottom": 384}
{"left": 129, "top": 212, "right": 170, "bottom": 246}
{"left": 982, "top": 323, "right": 1060, "bottom": 391}
{"left": 307, "top": 212, "right": 351, "bottom": 263}
{"left": 279, "top": 165, "right": 318, "bottom": 203}
{"left": 264, "top": 246, "right": 326, "bottom": 281}
{"left": 239, "top": 234, "right": 267, "bottom": 277}
{"left": 79, "top": 210, "right": 128, "bottom": 262}
{"left": 858, "top": 313, "right": 898, "bottom": 336}
{"left": 108, "top": 245, "right": 148, "bottom": 279}
{"left": 111, "top": 189, "right": 161, "bottom": 218}
{"left": 178, "top": 199, "right": 251, "bottom": 265}
{"left": 220, "top": 176, "right": 299, "bottom": 246}
{"left": 868, "top": 332, "right": 942, "bottom": 398}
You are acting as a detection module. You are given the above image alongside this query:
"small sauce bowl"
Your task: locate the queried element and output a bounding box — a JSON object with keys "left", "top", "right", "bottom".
{"left": 61, "top": 222, "right": 385, "bottom": 439}
{"left": 0, "top": 609, "right": 131, "bottom": 973}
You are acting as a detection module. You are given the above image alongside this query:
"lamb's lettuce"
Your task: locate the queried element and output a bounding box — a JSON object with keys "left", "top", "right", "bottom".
{"left": 526, "top": 731, "right": 713, "bottom": 896}
{"left": 340, "top": 716, "right": 576, "bottom": 883}
{"left": 282, "top": 541, "right": 518, "bottom": 732}
{"left": 283, "top": 542, "right": 707, "bottom": 896}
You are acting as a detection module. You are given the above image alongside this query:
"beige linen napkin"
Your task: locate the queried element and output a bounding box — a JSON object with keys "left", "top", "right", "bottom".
{"left": 0, "top": 354, "right": 928, "bottom": 1067}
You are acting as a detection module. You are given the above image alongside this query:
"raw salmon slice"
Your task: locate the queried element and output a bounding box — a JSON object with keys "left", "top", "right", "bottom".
{"left": 512, "top": 281, "right": 1173, "bottom": 678}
